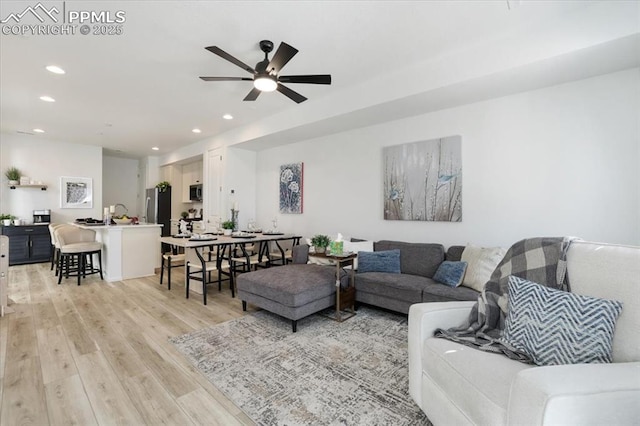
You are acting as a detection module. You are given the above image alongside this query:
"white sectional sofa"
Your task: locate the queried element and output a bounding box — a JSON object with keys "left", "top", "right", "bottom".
{"left": 408, "top": 240, "right": 640, "bottom": 425}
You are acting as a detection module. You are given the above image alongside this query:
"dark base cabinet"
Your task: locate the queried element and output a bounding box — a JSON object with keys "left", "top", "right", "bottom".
{"left": 1, "top": 225, "right": 52, "bottom": 266}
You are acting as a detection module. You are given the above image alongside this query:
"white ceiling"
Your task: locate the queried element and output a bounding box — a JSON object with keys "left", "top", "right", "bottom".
{"left": 1, "top": 1, "right": 638, "bottom": 158}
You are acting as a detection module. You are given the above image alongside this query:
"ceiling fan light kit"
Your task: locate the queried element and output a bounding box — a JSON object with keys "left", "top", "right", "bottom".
{"left": 253, "top": 75, "right": 277, "bottom": 92}
{"left": 200, "top": 39, "right": 331, "bottom": 103}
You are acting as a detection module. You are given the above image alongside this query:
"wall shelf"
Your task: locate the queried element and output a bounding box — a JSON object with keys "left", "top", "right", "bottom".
{"left": 9, "top": 184, "right": 47, "bottom": 190}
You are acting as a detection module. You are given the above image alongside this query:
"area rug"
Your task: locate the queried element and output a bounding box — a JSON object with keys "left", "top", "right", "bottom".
{"left": 170, "top": 307, "right": 431, "bottom": 426}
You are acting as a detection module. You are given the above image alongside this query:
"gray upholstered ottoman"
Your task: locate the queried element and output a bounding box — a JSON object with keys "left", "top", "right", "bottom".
{"left": 237, "top": 264, "right": 337, "bottom": 332}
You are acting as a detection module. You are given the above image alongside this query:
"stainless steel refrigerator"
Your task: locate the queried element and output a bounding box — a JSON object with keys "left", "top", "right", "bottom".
{"left": 145, "top": 187, "right": 171, "bottom": 237}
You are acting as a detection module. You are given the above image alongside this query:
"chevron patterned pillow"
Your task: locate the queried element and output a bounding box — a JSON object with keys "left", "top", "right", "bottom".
{"left": 502, "top": 276, "right": 623, "bottom": 366}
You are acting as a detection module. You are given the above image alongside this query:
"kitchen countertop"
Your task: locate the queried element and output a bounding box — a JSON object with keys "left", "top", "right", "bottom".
{"left": 72, "top": 222, "right": 163, "bottom": 229}
{"left": 1, "top": 223, "right": 50, "bottom": 227}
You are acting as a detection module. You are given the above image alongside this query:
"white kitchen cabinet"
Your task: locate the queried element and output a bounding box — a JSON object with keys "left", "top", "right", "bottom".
{"left": 170, "top": 220, "right": 179, "bottom": 236}
{"left": 160, "top": 164, "right": 184, "bottom": 219}
{"left": 181, "top": 160, "right": 203, "bottom": 203}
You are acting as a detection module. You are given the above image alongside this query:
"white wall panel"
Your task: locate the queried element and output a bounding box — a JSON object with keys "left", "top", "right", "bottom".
{"left": 255, "top": 69, "right": 640, "bottom": 247}
{"left": 0, "top": 135, "right": 103, "bottom": 225}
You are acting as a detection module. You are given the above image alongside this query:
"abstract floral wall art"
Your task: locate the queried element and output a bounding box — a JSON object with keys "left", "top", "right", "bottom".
{"left": 384, "top": 136, "right": 462, "bottom": 222}
{"left": 60, "top": 176, "right": 93, "bottom": 209}
{"left": 279, "top": 162, "right": 303, "bottom": 214}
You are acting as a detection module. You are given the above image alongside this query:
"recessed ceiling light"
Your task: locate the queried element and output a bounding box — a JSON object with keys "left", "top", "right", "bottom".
{"left": 192, "top": 128, "right": 201, "bottom": 133}
{"left": 223, "top": 114, "right": 233, "bottom": 120}
{"left": 39, "top": 95, "right": 55, "bottom": 102}
{"left": 46, "top": 65, "right": 65, "bottom": 74}
{"left": 33, "top": 128, "right": 45, "bottom": 133}
{"left": 152, "top": 147, "right": 159, "bottom": 151}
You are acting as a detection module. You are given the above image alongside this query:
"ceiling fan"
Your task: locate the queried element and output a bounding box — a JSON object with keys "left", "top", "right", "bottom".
{"left": 199, "top": 40, "right": 331, "bottom": 104}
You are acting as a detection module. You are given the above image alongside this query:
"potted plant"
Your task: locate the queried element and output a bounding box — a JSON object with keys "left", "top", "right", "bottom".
{"left": 221, "top": 220, "right": 235, "bottom": 236}
{"left": 180, "top": 211, "right": 188, "bottom": 219}
{"left": 0, "top": 214, "right": 14, "bottom": 226}
{"left": 311, "top": 234, "right": 331, "bottom": 254}
{"left": 188, "top": 208, "right": 196, "bottom": 219}
{"left": 5, "top": 167, "right": 20, "bottom": 185}
{"left": 156, "top": 181, "right": 170, "bottom": 192}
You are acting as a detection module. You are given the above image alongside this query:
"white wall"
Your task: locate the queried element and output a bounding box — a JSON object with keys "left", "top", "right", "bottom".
{"left": 0, "top": 134, "right": 103, "bottom": 224}
{"left": 255, "top": 69, "right": 640, "bottom": 247}
{"left": 103, "top": 155, "right": 140, "bottom": 217}
{"left": 224, "top": 147, "right": 257, "bottom": 229}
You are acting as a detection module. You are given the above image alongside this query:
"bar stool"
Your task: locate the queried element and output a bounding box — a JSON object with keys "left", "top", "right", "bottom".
{"left": 49, "top": 223, "right": 70, "bottom": 275}
{"left": 55, "top": 227, "right": 103, "bottom": 285}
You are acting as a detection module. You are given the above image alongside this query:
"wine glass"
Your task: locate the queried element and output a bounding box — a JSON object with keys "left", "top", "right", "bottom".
{"left": 272, "top": 217, "right": 278, "bottom": 233}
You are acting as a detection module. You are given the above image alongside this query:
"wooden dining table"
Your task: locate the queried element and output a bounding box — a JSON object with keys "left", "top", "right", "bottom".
{"left": 159, "top": 233, "right": 301, "bottom": 301}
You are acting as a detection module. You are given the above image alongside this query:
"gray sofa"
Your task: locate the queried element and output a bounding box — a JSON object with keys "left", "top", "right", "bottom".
{"left": 237, "top": 241, "right": 479, "bottom": 330}
{"left": 355, "top": 240, "right": 479, "bottom": 314}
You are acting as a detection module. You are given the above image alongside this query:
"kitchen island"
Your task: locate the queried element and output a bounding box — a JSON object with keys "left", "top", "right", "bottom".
{"left": 72, "top": 222, "right": 162, "bottom": 282}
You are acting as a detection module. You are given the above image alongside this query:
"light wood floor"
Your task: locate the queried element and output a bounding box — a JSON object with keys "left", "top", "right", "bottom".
{"left": 0, "top": 261, "right": 258, "bottom": 425}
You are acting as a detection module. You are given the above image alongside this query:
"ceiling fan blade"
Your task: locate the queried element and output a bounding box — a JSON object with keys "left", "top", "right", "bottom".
{"left": 278, "top": 75, "right": 331, "bottom": 85}
{"left": 268, "top": 42, "right": 298, "bottom": 74}
{"left": 199, "top": 77, "right": 253, "bottom": 81}
{"left": 276, "top": 83, "right": 307, "bottom": 104}
{"left": 205, "top": 46, "right": 256, "bottom": 74}
{"left": 243, "top": 87, "right": 261, "bottom": 101}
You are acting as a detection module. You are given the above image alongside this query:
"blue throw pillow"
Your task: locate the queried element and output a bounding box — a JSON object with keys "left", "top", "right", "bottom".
{"left": 433, "top": 261, "right": 468, "bottom": 287}
{"left": 502, "top": 276, "right": 623, "bottom": 366}
{"left": 357, "top": 249, "right": 401, "bottom": 274}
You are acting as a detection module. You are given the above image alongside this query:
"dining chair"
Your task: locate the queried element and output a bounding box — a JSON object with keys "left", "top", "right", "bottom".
{"left": 269, "top": 236, "right": 303, "bottom": 266}
{"left": 231, "top": 241, "right": 271, "bottom": 276}
{"left": 160, "top": 245, "right": 185, "bottom": 290}
{"left": 186, "top": 245, "right": 232, "bottom": 305}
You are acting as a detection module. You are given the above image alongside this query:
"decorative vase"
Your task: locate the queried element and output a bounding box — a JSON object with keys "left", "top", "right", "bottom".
{"left": 224, "top": 229, "right": 232, "bottom": 236}
{"left": 315, "top": 246, "right": 326, "bottom": 254}
{"left": 2, "top": 219, "right": 11, "bottom": 226}
{"left": 8, "top": 180, "right": 18, "bottom": 185}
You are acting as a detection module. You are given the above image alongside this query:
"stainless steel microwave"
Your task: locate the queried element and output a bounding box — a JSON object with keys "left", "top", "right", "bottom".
{"left": 189, "top": 184, "right": 202, "bottom": 201}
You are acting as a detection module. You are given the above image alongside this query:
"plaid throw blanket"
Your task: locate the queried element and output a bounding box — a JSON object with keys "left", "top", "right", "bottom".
{"left": 434, "top": 237, "right": 576, "bottom": 363}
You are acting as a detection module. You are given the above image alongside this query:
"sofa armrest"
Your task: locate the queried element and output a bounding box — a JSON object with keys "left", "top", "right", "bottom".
{"left": 408, "top": 301, "right": 475, "bottom": 408}
{"left": 508, "top": 362, "right": 640, "bottom": 425}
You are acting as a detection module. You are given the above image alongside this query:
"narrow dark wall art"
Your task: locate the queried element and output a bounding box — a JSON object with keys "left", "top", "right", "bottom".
{"left": 279, "top": 162, "right": 303, "bottom": 214}
{"left": 384, "top": 136, "right": 462, "bottom": 222}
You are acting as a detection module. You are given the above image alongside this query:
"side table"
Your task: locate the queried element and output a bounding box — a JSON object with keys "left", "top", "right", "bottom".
{"left": 309, "top": 251, "right": 357, "bottom": 322}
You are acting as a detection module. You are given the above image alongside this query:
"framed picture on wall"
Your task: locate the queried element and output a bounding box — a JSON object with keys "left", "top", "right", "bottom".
{"left": 383, "top": 135, "right": 462, "bottom": 222}
{"left": 279, "top": 162, "right": 303, "bottom": 214}
{"left": 60, "top": 176, "right": 93, "bottom": 209}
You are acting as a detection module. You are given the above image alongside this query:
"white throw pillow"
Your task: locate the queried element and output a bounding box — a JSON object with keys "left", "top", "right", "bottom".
{"left": 343, "top": 240, "right": 374, "bottom": 270}
{"left": 460, "top": 244, "right": 506, "bottom": 292}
